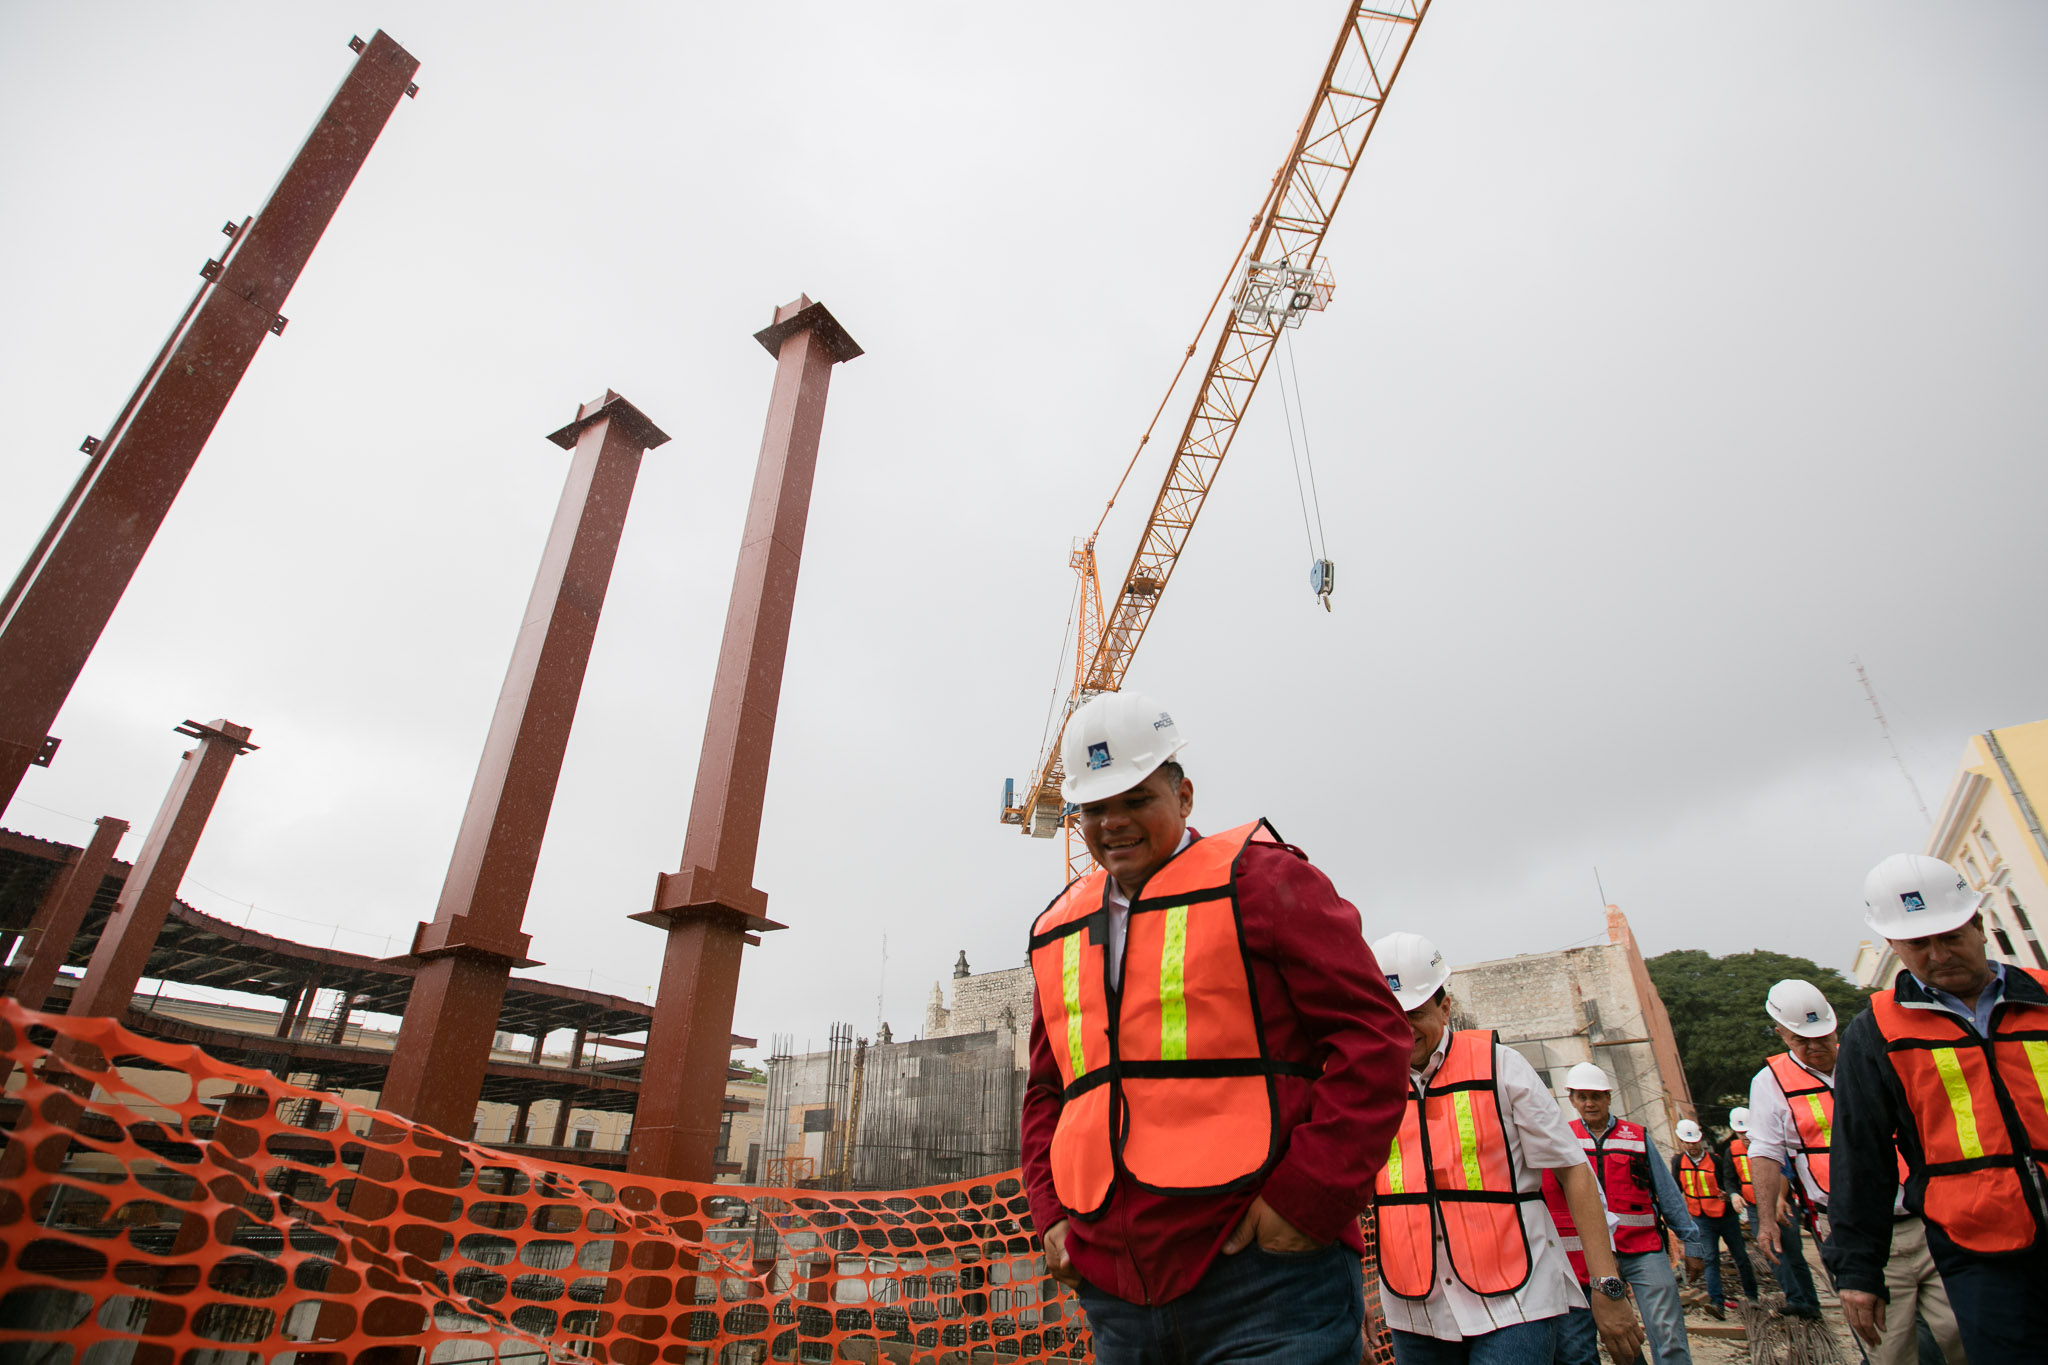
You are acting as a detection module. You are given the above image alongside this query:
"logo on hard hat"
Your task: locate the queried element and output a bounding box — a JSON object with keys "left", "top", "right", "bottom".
{"left": 1805, "top": 1010, "right": 1819, "bottom": 1023}
{"left": 1153, "top": 712, "right": 1174, "bottom": 730}
{"left": 1901, "top": 891, "right": 1926, "bottom": 913}
{"left": 1086, "top": 742, "right": 1111, "bottom": 771}
{"left": 1386, "top": 973, "right": 1402, "bottom": 991}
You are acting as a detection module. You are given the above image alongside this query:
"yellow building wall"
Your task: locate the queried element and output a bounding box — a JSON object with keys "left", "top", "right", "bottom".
{"left": 1862, "top": 718, "right": 2048, "bottom": 984}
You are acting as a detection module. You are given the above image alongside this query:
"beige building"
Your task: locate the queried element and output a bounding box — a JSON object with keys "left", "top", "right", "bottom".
{"left": 1448, "top": 907, "right": 1694, "bottom": 1148}
{"left": 1854, "top": 719, "right": 2048, "bottom": 988}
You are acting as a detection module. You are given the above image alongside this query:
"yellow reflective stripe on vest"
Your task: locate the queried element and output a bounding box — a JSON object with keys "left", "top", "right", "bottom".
{"left": 1803, "top": 1093, "right": 1832, "bottom": 1148}
{"left": 1061, "top": 934, "right": 1086, "bottom": 1079}
{"left": 1931, "top": 1047, "right": 1984, "bottom": 1160}
{"left": 1159, "top": 904, "right": 1189, "bottom": 1062}
{"left": 1385, "top": 1133, "right": 1406, "bottom": 1195}
{"left": 2025, "top": 1040, "right": 2048, "bottom": 1119}
{"left": 1452, "top": 1091, "right": 1483, "bottom": 1189}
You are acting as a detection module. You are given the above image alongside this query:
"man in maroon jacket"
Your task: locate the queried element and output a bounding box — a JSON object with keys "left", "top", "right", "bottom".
{"left": 1022, "top": 692, "right": 1410, "bottom": 1363}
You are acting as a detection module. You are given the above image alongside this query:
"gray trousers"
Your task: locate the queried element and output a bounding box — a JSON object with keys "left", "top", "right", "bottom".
{"left": 1617, "top": 1250, "right": 1691, "bottom": 1365}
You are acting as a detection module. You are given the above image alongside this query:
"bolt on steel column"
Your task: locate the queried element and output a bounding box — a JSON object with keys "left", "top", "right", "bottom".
{"left": 0, "top": 31, "right": 420, "bottom": 817}
{"left": 630, "top": 297, "right": 862, "bottom": 1180}
{"left": 379, "top": 393, "right": 671, "bottom": 1140}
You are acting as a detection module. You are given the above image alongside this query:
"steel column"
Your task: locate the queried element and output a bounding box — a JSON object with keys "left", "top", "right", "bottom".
{"left": 0, "top": 32, "right": 419, "bottom": 816}
{"left": 629, "top": 296, "right": 861, "bottom": 1179}
{"left": 379, "top": 392, "right": 670, "bottom": 1138}
{"left": 6, "top": 816, "right": 128, "bottom": 1011}
{"left": 65, "top": 721, "right": 256, "bottom": 1022}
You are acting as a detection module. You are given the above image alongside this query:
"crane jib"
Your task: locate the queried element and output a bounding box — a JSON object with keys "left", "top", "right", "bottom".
{"left": 1003, "top": 1, "right": 1433, "bottom": 880}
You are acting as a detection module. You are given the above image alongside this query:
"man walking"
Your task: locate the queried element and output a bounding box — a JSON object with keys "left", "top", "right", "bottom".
{"left": 1749, "top": 974, "right": 1963, "bottom": 1363}
{"left": 1828, "top": 853, "right": 2039, "bottom": 1362}
{"left": 1728, "top": 1105, "right": 1818, "bottom": 1314}
{"left": 1548, "top": 1063, "right": 1703, "bottom": 1365}
{"left": 1021, "top": 692, "right": 1411, "bottom": 1365}
{"left": 1369, "top": 932, "right": 1644, "bottom": 1365}
{"left": 1672, "top": 1118, "right": 1757, "bottom": 1317}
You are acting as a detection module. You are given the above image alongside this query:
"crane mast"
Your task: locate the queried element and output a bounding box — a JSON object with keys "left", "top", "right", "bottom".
{"left": 1002, "top": 0, "right": 1432, "bottom": 877}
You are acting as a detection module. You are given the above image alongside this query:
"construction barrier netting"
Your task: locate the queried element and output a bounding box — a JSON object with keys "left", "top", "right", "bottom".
{"left": 0, "top": 1001, "right": 1396, "bottom": 1363}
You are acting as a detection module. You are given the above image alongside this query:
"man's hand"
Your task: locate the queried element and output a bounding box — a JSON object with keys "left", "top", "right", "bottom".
{"left": 1841, "top": 1289, "right": 1885, "bottom": 1347}
{"left": 1222, "top": 1196, "right": 1322, "bottom": 1255}
{"left": 1590, "top": 1290, "right": 1646, "bottom": 1363}
{"left": 1042, "top": 1219, "right": 1080, "bottom": 1288}
{"left": 1684, "top": 1255, "right": 1704, "bottom": 1281}
{"left": 1757, "top": 1215, "right": 1782, "bottom": 1266}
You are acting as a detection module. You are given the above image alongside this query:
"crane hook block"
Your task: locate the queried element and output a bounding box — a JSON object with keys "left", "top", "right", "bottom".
{"left": 1310, "top": 558, "right": 1335, "bottom": 609}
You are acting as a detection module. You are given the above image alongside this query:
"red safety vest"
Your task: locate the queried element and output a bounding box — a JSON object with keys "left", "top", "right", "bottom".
{"left": 1729, "top": 1137, "right": 1756, "bottom": 1204}
{"left": 1677, "top": 1151, "right": 1727, "bottom": 1219}
{"left": 1868, "top": 967, "right": 2048, "bottom": 1255}
{"left": 1027, "top": 820, "right": 1314, "bottom": 1220}
{"left": 1374, "top": 1030, "right": 1535, "bottom": 1299}
{"left": 1542, "top": 1117, "right": 1661, "bottom": 1282}
{"left": 1767, "top": 1052, "right": 1836, "bottom": 1199}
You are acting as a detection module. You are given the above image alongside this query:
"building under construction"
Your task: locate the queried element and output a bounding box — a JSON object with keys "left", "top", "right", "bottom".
{"left": 0, "top": 826, "right": 755, "bottom": 1171}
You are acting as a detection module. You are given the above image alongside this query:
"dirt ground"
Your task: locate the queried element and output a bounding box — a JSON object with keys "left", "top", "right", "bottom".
{"left": 1677, "top": 1237, "right": 1855, "bottom": 1365}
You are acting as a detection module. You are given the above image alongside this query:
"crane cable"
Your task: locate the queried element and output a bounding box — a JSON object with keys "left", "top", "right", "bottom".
{"left": 1275, "top": 332, "right": 1331, "bottom": 588}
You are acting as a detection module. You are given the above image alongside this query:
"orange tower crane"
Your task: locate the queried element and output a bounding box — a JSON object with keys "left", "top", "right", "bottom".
{"left": 1000, "top": 0, "right": 1433, "bottom": 878}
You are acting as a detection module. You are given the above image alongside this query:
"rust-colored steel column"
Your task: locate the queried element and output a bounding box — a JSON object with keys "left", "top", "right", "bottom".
{"left": 66, "top": 722, "right": 256, "bottom": 1021}
{"left": 629, "top": 296, "right": 862, "bottom": 1179}
{"left": 380, "top": 392, "right": 671, "bottom": 1138}
{"left": 6, "top": 816, "right": 129, "bottom": 1010}
{"left": 0, "top": 32, "right": 419, "bottom": 817}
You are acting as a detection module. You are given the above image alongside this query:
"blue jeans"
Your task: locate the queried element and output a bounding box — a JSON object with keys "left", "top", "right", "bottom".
{"left": 1555, "top": 1298, "right": 1599, "bottom": 1365}
{"left": 1747, "top": 1203, "right": 1818, "bottom": 1311}
{"left": 1618, "top": 1251, "right": 1690, "bottom": 1365}
{"left": 1694, "top": 1209, "right": 1756, "bottom": 1304}
{"left": 1074, "top": 1242, "right": 1365, "bottom": 1365}
{"left": 1389, "top": 1318, "right": 1556, "bottom": 1364}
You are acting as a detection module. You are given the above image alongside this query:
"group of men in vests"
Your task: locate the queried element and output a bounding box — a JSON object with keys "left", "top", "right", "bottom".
{"left": 1021, "top": 693, "right": 2048, "bottom": 1365}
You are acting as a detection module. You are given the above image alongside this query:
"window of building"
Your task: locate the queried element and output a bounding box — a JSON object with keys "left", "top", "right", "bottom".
{"left": 1991, "top": 922, "right": 2018, "bottom": 958}
{"left": 1962, "top": 852, "right": 1984, "bottom": 884}
{"left": 573, "top": 1129, "right": 594, "bottom": 1150}
{"left": 1977, "top": 826, "right": 2000, "bottom": 863}
{"left": 2007, "top": 890, "right": 2048, "bottom": 969}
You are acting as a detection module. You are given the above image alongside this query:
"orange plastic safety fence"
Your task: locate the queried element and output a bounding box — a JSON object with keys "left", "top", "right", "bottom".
{"left": 0, "top": 1002, "right": 1395, "bottom": 1364}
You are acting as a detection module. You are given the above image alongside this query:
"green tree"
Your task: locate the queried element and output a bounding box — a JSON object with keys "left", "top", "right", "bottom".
{"left": 1644, "top": 949, "right": 1869, "bottom": 1129}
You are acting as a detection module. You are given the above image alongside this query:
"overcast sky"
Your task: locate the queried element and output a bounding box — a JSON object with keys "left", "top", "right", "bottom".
{"left": 3, "top": 3, "right": 2044, "bottom": 1064}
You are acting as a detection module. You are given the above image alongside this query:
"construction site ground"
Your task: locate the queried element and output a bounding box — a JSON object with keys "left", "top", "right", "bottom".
{"left": 1679, "top": 1236, "right": 1855, "bottom": 1365}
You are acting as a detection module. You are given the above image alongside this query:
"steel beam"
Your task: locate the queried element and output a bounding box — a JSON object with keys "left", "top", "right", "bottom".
{"left": 0, "top": 31, "right": 419, "bottom": 816}
{"left": 6, "top": 815, "right": 129, "bottom": 1011}
{"left": 629, "top": 296, "right": 861, "bottom": 1179}
{"left": 63, "top": 721, "right": 256, "bottom": 1030}
{"left": 379, "top": 392, "right": 670, "bottom": 1139}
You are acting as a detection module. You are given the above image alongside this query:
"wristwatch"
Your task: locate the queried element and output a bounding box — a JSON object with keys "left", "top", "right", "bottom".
{"left": 1591, "top": 1275, "right": 1628, "bottom": 1301}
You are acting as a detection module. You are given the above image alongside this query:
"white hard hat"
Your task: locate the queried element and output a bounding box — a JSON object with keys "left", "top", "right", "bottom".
{"left": 1862, "top": 853, "right": 1984, "bottom": 940}
{"left": 1675, "top": 1119, "right": 1703, "bottom": 1143}
{"left": 1728, "top": 1107, "right": 1750, "bottom": 1134}
{"left": 1564, "top": 1062, "right": 1612, "bottom": 1093}
{"left": 1370, "top": 931, "right": 1451, "bottom": 1012}
{"left": 1765, "top": 979, "right": 1837, "bottom": 1038}
{"left": 1059, "top": 691, "right": 1189, "bottom": 806}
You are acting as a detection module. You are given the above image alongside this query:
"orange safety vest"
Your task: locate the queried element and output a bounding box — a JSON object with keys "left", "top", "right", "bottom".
{"left": 1027, "top": 820, "right": 1316, "bottom": 1220}
{"left": 1767, "top": 1052, "right": 1837, "bottom": 1199}
{"left": 1729, "top": 1137, "right": 1756, "bottom": 1204}
{"left": 1373, "top": 1030, "right": 1535, "bottom": 1299}
{"left": 1677, "top": 1151, "right": 1727, "bottom": 1219}
{"left": 1868, "top": 967, "right": 2048, "bottom": 1255}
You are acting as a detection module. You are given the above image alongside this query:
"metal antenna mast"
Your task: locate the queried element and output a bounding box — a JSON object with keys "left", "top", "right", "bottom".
{"left": 1853, "top": 657, "right": 1931, "bottom": 825}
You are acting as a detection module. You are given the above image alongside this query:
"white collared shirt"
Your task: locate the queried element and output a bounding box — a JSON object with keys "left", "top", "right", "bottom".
{"left": 1378, "top": 1030, "right": 1591, "bottom": 1341}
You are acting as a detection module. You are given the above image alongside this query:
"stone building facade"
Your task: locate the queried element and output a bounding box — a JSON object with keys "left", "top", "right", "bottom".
{"left": 1448, "top": 908, "right": 1692, "bottom": 1149}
